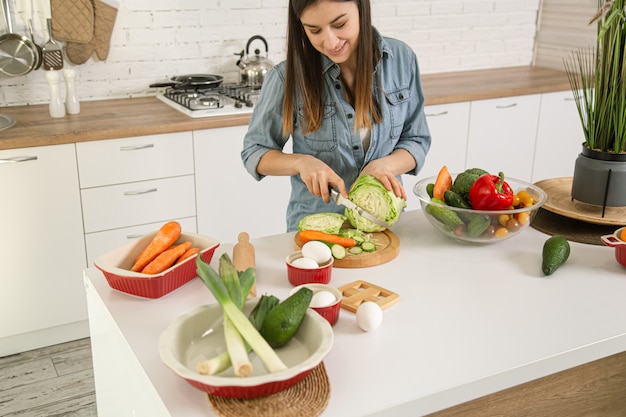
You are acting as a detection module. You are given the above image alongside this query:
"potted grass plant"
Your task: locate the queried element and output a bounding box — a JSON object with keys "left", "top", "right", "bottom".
{"left": 564, "top": 0, "right": 626, "bottom": 208}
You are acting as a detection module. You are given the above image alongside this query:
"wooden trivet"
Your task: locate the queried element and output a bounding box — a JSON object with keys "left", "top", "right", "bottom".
{"left": 338, "top": 280, "right": 399, "bottom": 313}
{"left": 207, "top": 362, "right": 330, "bottom": 417}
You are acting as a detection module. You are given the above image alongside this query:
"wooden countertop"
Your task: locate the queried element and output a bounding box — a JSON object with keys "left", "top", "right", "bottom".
{"left": 0, "top": 66, "right": 572, "bottom": 151}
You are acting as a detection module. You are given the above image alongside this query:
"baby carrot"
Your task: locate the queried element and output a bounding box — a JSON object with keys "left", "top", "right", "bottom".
{"left": 298, "top": 230, "right": 357, "bottom": 248}
{"left": 142, "top": 241, "right": 192, "bottom": 274}
{"left": 175, "top": 247, "right": 201, "bottom": 265}
{"left": 130, "top": 221, "right": 182, "bottom": 272}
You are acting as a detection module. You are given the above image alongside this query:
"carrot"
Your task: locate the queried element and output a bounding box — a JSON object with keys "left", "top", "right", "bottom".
{"left": 142, "top": 241, "right": 192, "bottom": 274}
{"left": 175, "top": 247, "right": 201, "bottom": 265}
{"left": 433, "top": 165, "right": 452, "bottom": 201}
{"left": 130, "top": 221, "right": 182, "bottom": 272}
{"left": 298, "top": 230, "right": 357, "bottom": 248}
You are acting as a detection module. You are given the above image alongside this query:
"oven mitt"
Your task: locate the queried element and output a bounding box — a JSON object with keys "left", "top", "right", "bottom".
{"left": 51, "top": 0, "right": 94, "bottom": 44}
{"left": 65, "top": 0, "right": 118, "bottom": 65}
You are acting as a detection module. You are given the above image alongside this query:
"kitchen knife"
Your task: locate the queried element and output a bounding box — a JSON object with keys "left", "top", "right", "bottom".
{"left": 330, "top": 188, "right": 392, "bottom": 229}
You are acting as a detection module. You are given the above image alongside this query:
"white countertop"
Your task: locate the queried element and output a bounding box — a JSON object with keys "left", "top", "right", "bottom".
{"left": 83, "top": 209, "right": 626, "bottom": 417}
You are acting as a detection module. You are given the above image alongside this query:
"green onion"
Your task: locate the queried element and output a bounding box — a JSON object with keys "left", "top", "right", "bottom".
{"left": 196, "top": 255, "right": 288, "bottom": 374}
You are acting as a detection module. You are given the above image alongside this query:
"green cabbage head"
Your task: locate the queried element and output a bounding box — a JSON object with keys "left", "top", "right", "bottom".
{"left": 346, "top": 174, "right": 406, "bottom": 232}
{"left": 298, "top": 212, "right": 347, "bottom": 234}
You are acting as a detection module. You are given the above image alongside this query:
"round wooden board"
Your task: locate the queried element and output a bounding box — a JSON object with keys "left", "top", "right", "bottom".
{"left": 294, "top": 229, "right": 400, "bottom": 268}
{"left": 534, "top": 177, "right": 626, "bottom": 226}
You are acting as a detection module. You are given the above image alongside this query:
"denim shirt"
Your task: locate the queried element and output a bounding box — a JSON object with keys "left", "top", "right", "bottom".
{"left": 242, "top": 28, "right": 431, "bottom": 232}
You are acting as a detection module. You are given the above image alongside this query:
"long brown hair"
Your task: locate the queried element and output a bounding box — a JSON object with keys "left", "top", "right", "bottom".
{"left": 282, "top": 0, "right": 382, "bottom": 137}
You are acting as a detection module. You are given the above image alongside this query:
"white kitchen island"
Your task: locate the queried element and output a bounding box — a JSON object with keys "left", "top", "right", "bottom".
{"left": 83, "top": 209, "right": 626, "bottom": 417}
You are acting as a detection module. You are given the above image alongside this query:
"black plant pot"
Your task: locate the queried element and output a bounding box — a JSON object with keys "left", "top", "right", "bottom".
{"left": 571, "top": 144, "right": 626, "bottom": 207}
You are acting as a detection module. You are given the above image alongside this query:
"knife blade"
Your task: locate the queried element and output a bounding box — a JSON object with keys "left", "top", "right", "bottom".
{"left": 330, "top": 188, "right": 392, "bottom": 228}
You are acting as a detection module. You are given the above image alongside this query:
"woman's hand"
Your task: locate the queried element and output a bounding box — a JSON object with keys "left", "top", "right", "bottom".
{"left": 298, "top": 155, "right": 348, "bottom": 202}
{"left": 361, "top": 149, "right": 416, "bottom": 200}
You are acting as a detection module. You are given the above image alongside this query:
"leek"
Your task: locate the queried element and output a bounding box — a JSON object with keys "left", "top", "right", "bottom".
{"left": 197, "top": 294, "right": 280, "bottom": 376}
{"left": 196, "top": 255, "right": 288, "bottom": 374}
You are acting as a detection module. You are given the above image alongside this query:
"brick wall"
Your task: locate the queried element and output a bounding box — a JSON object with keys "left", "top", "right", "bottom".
{"left": 0, "top": 0, "right": 541, "bottom": 106}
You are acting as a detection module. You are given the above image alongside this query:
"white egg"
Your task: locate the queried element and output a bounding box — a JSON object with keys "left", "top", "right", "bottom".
{"left": 356, "top": 301, "right": 383, "bottom": 332}
{"left": 290, "top": 256, "right": 319, "bottom": 269}
{"left": 302, "top": 241, "right": 332, "bottom": 264}
{"left": 310, "top": 290, "right": 336, "bottom": 308}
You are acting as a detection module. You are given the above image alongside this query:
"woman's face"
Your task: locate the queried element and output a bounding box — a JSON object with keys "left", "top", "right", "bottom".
{"left": 299, "top": 1, "right": 360, "bottom": 66}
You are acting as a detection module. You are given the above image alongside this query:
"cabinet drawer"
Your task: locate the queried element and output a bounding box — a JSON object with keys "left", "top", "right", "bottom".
{"left": 85, "top": 217, "right": 197, "bottom": 267}
{"left": 81, "top": 176, "right": 196, "bottom": 233}
{"left": 76, "top": 132, "right": 193, "bottom": 188}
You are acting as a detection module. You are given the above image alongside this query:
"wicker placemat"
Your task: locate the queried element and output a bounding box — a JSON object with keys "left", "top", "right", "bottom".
{"left": 207, "top": 362, "right": 330, "bottom": 417}
{"left": 531, "top": 207, "right": 620, "bottom": 245}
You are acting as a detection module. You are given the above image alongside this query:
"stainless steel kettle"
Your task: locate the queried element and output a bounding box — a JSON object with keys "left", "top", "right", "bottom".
{"left": 235, "top": 35, "right": 274, "bottom": 88}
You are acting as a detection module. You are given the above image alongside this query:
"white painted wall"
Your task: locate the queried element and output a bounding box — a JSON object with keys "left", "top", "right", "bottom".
{"left": 0, "top": 0, "right": 540, "bottom": 106}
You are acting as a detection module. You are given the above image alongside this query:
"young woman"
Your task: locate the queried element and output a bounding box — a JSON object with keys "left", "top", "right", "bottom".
{"left": 241, "top": 0, "right": 431, "bottom": 232}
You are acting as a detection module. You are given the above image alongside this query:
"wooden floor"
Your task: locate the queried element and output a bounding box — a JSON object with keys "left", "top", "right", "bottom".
{"left": 0, "top": 338, "right": 97, "bottom": 417}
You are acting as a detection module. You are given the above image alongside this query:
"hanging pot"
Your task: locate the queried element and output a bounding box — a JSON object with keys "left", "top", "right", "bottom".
{"left": 0, "top": 0, "right": 39, "bottom": 78}
{"left": 236, "top": 35, "right": 274, "bottom": 88}
{"left": 149, "top": 74, "right": 224, "bottom": 90}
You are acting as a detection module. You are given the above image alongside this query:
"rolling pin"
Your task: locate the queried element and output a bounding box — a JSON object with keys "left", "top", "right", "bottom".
{"left": 232, "top": 232, "right": 256, "bottom": 296}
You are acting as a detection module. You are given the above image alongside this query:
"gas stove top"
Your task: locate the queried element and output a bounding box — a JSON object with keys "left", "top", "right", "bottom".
{"left": 157, "top": 84, "right": 260, "bottom": 118}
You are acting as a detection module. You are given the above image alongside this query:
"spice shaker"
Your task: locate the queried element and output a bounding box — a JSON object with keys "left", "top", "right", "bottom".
{"left": 63, "top": 69, "right": 80, "bottom": 114}
{"left": 45, "top": 71, "right": 65, "bottom": 118}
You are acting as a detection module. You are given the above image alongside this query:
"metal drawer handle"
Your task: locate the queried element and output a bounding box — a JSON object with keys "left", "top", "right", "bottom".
{"left": 495, "top": 103, "right": 517, "bottom": 109}
{"left": 119, "top": 144, "right": 155, "bottom": 151}
{"left": 123, "top": 188, "right": 157, "bottom": 196}
{"left": 426, "top": 111, "right": 449, "bottom": 117}
{"left": 126, "top": 233, "right": 145, "bottom": 239}
{"left": 0, "top": 156, "right": 38, "bottom": 164}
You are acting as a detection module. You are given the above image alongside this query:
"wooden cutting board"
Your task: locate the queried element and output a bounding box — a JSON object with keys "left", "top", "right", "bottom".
{"left": 294, "top": 229, "right": 400, "bottom": 268}
{"left": 534, "top": 177, "right": 626, "bottom": 226}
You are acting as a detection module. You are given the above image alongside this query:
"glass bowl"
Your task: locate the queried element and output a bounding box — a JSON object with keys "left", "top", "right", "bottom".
{"left": 413, "top": 175, "right": 548, "bottom": 245}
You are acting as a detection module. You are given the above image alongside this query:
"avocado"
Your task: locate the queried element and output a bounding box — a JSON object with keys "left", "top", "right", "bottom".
{"left": 260, "top": 287, "right": 313, "bottom": 348}
{"left": 542, "top": 235, "right": 570, "bottom": 276}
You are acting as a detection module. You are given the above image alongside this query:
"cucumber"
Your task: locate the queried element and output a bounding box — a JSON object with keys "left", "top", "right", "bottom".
{"left": 361, "top": 241, "right": 376, "bottom": 252}
{"left": 444, "top": 190, "right": 471, "bottom": 209}
{"left": 260, "top": 287, "right": 313, "bottom": 348}
{"left": 467, "top": 214, "right": 491, "bottom": 237}
{"left": 330, "top": 244, "right": 347, "bottom": 260}
{"left": 425, "top": 203, "right": 464, "bottom": 229}
{"left": 348, "top": 246, "right": 363, "bottom": 255}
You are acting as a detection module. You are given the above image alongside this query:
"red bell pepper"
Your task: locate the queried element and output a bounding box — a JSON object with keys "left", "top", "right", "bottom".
{"left": 468, "top": 172, "right": 514, "bottom": 210}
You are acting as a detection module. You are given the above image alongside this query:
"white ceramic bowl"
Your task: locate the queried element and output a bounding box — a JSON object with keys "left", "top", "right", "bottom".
{"left": 158, "top": 298, "right": 334, "bottom": 398}
{"left": 414, "top": 175, "right": 547, "bottom": 244}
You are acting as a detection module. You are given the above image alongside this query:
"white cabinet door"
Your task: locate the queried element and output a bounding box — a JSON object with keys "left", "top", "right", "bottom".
{"left": 76, "top": 132, "right": 193, "bottom": 188}
{"left": 532, "top": 91, "right": 584, "bottom": 182}
{"left": 194, "top": 126, "right": 292, "bottom": 243}
{"left": 402, "top": 102, "right": 470, "bottom": 210}
{"left": 81, "top": 175, "right": 196, "bottom": 233}
{"left": 0, "top": 145, "right": 87, "bottom": 356}
{"left": 466, "top": 95, "right": 541, "bottom": 182}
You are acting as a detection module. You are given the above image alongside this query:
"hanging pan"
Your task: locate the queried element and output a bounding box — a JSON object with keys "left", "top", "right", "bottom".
{"left": 0, "top": 0, "right": 39, "bottom": 78}
{"left": 149, "top": 74, "right": 224, "bottom": 90}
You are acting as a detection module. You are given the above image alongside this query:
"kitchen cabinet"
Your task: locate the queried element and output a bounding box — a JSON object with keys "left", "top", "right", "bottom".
{"left": 403, "top": 102, "right": 470, "bottom": 210}
{"left": 466, "top": 94, "right": 541, "bottom": 181}
{"left": 194, "top": 126, "right": 292, "bottom": 243}
{"left": 0, "top": 144, "right": 88, "bottom": 357}
{"left": 76, "top": 133, "right": 197, "bottom": 264}
{"left": 532, "top": 90, "right": 584, "bottom": 182}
